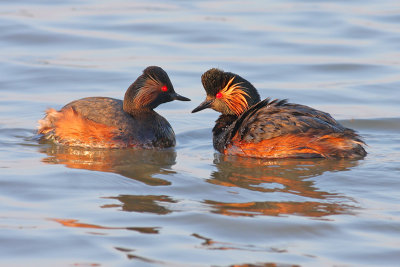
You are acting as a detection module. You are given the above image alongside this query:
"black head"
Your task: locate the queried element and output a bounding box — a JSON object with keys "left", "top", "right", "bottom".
{"left": 124, "top": 66, "right": 190, "bottom": 113}
{"left": 192, "top": 68, "right": 260, "bottom": 116}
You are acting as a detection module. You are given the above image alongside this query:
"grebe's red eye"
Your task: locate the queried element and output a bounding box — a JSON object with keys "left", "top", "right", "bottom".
{"left": 216, "top": 92, "right": 223, "bottom": 98}
{"left": 161, "top": 85, "right": 168, "bottom": 92}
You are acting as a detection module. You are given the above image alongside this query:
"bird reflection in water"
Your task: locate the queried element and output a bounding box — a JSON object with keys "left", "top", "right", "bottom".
{"left": 206, "top": 154, "right": 361, "bottom": 218}
{"left": 102, "top": 194, "right": 176, "bottom": 215}
{"left": 40, "top": 144, "right": 178, "bottom": 232}
{"left": 39, "top": 144, "right": 176, "bottom": 186}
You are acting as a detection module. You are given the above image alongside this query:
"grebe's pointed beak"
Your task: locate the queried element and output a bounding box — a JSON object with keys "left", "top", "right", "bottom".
{"left": 171, "top": 92, "right": 191, "bottom": 101}
{"left": 192, "top": 99, "right": 213, "bottom": 113}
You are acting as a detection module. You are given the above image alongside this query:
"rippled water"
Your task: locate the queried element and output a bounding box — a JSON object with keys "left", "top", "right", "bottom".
{"left": 1, "top": 1, "right": 400, "bottom": 266}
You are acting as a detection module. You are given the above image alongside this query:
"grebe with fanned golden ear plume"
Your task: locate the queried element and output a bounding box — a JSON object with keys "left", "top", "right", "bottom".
{"left": 192, "top": 68, "right": 366, "bottom": 159}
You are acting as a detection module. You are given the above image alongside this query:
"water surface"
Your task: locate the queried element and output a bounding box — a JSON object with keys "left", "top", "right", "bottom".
{"left": 1, "top": 1, "right": 400, "bottom": 266}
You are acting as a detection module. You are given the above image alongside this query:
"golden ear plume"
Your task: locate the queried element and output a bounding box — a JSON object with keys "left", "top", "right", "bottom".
{"left": 219, "top": 77, "right": 250, "bottom": 115}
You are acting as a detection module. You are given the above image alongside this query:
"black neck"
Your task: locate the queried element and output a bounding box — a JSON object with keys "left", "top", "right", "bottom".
{"left": 212, "top": 114, "right": 238, "bottom": 152}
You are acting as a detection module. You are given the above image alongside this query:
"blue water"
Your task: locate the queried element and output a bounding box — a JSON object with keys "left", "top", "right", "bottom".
{"left": 1, "top": 1, "right": 400, "bottom": 266}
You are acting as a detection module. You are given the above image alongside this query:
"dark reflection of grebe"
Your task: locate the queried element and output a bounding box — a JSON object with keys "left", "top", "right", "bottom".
{"left": 102, "top": 194, "right": 176, "bottom": 215}
{"left": 39, "top": 144, "right": 176, "bottom": 186}
{"left": 206, "top": 154, "right": 361, "bottom": 218}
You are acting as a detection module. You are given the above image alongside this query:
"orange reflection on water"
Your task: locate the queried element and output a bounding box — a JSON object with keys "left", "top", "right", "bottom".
{"left": 206, "top": 155, "right": 360, "bottom": 218}
{"left": 50, "top": 218, "right": 116, "bottom": 229}
{"left": 39, "top": 144, "right": 176, "bottom": 186}
{"left": 49, "top": 218, "right": 159, "bottom": 234}
{"left": 205, "top": 200, "right": 350, "bottom": 217}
